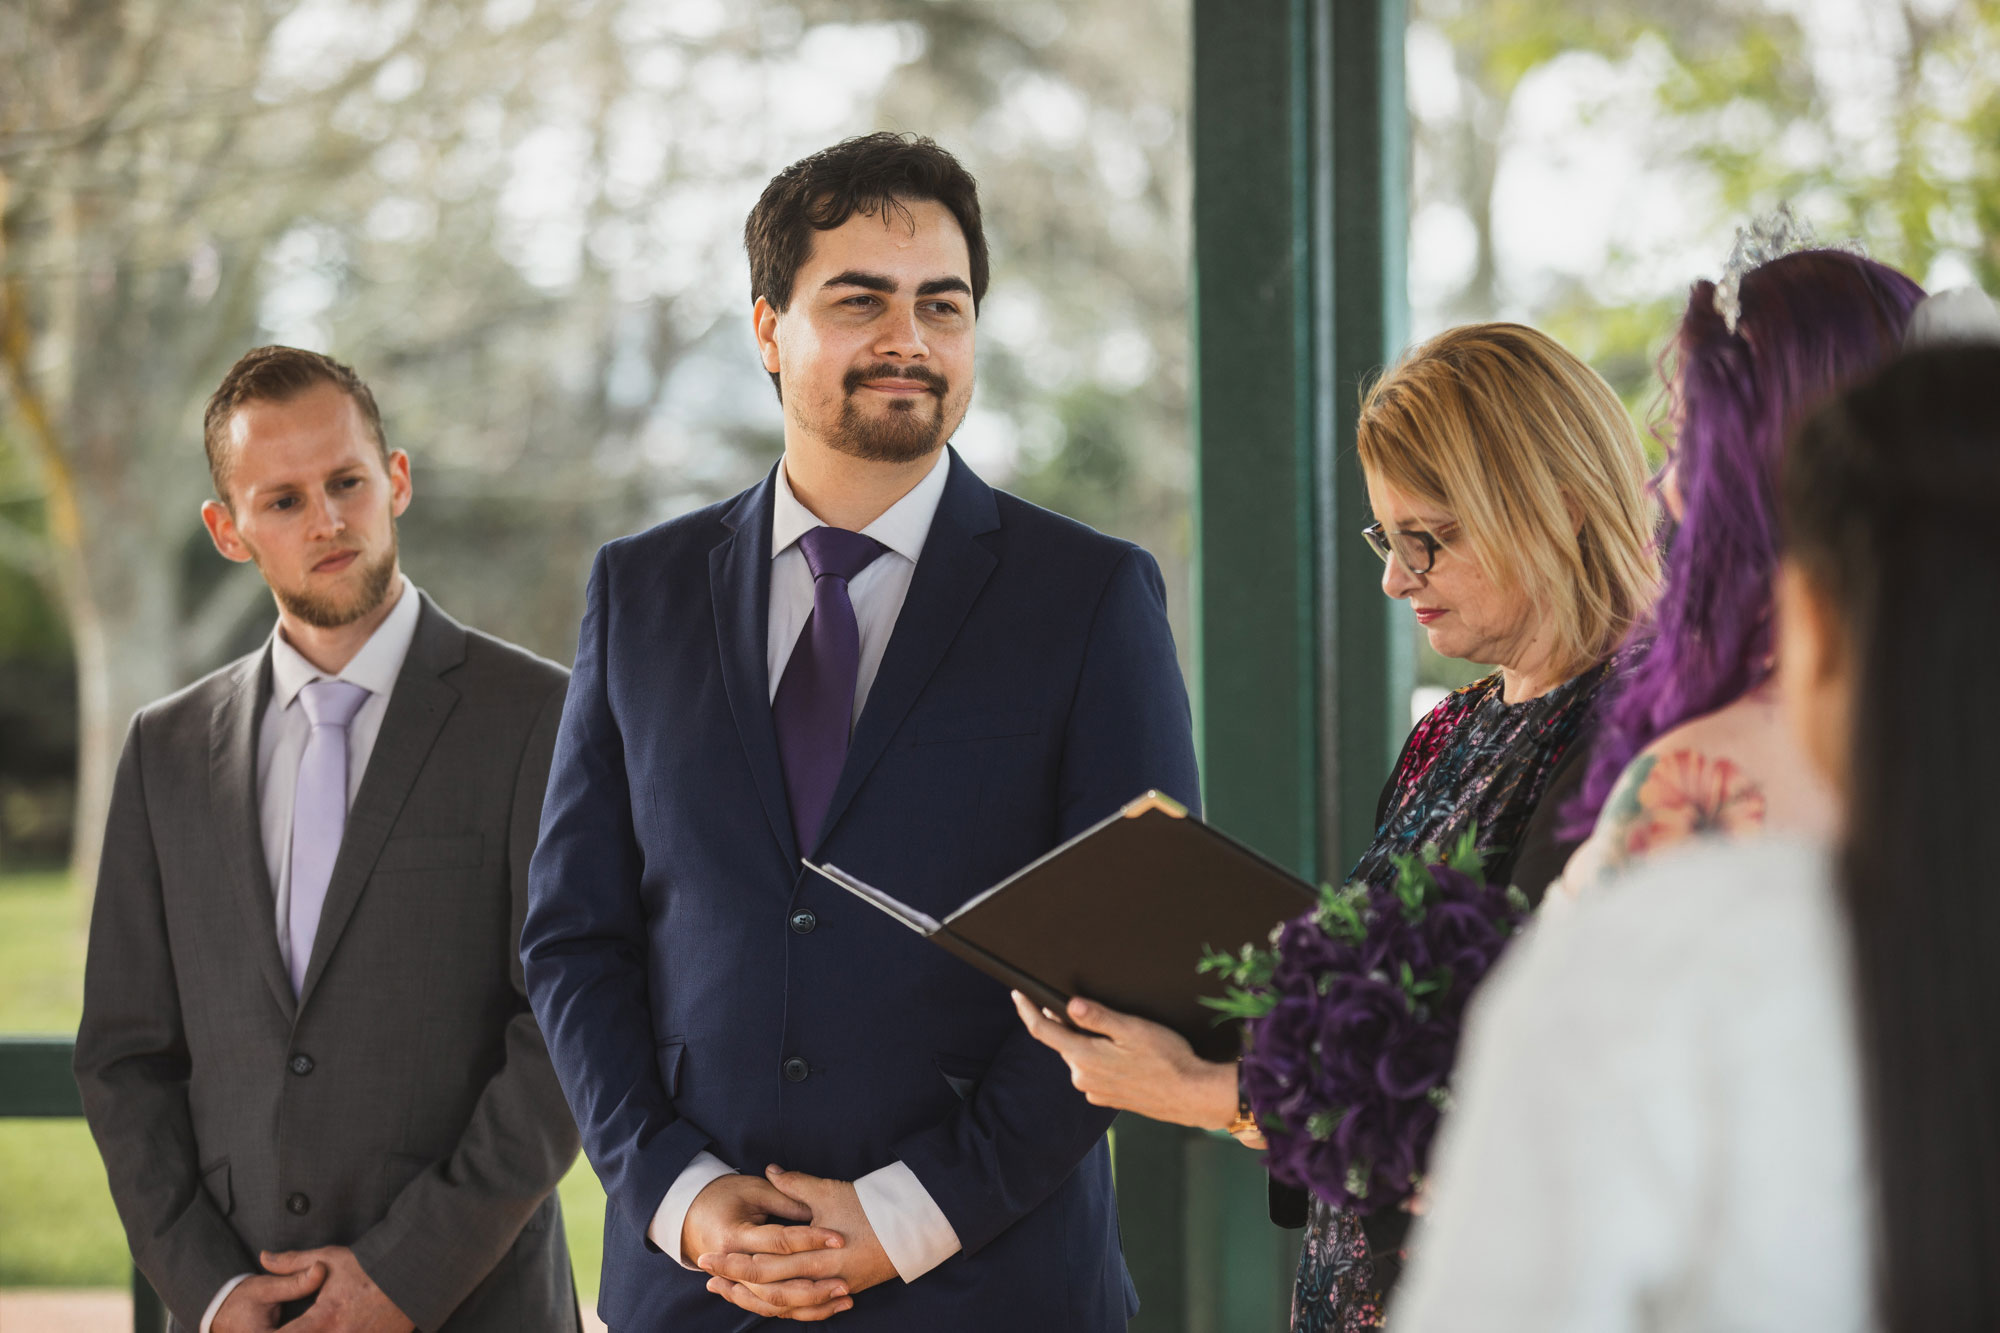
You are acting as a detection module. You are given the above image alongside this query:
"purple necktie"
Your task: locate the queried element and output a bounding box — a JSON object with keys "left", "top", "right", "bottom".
{"left": 288, "top": 679, "right": 370, "bottom": 996}
{"left": 773, "top": 526, "right": 887, "bottom": 852}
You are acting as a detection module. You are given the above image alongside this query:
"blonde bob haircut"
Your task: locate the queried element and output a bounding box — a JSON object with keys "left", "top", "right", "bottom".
{"left": 1356, "top": 322, "right": 1658, "bottom": 681}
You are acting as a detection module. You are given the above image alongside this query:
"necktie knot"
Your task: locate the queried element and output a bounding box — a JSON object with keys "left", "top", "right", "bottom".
{"left": 797, "top": 526, "right": 887, "bottom": 585}
{"left": 299, "top": 679, "right": 369, "bottom": 730}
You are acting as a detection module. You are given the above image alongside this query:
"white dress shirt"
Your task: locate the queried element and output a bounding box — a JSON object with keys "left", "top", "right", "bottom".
{"left": 1393, "top": 837, "right": 1871, "bottom": 1333}
{"left": 648, "top": 452, "right": 964, "bottom": 1283}
{"left": 201, "top": 578, "right": 421, "bottom": 1333}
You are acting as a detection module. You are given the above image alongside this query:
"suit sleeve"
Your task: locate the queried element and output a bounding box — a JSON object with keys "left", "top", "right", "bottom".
{"left": 350, "top": 676, "right": 584, "bottom": 1329}
{"left": 893, "top": 546, "right": 1202, "bottom": 1256}
{"left": 74, "top": 717, "right": 257, "bottom": 1329}
{"left": 521, "top": 547, "right": 713, "bottom": 1250}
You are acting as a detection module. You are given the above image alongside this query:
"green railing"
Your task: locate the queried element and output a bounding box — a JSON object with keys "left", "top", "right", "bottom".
{"left": 0, "top": 1035, "right": 166, "bottom": 1333}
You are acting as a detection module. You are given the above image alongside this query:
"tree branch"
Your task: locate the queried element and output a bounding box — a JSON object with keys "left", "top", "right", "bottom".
{"left": 0, "top": 192, "right": 84, "bottom": 563}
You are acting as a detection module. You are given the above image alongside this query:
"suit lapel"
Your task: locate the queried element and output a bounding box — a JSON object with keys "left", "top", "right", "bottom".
{"left": 810, "top": 450, "right": 1000, "bottom": 856}
{"left": 296, "top": 595, "right": 462, "bottom": 1008}
{"left": 710, "top": 468, "right": 799, "bottom": 867}
{"left": 208, "top": 652, "right": 297, "bottom": 1022}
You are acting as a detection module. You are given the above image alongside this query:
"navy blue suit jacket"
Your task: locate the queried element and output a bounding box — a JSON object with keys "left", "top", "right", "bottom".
{"left": 523, "top": 451, "right": 1200, "bottom": 1330}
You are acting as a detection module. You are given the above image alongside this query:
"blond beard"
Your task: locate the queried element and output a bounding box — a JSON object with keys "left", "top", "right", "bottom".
{"left": 260, "top": 533, "right": 400, "bottom": 630}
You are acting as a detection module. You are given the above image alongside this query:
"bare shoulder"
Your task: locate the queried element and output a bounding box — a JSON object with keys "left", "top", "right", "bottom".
{"left": 1590, "top": 712, "right": 1775, "bottom": 874}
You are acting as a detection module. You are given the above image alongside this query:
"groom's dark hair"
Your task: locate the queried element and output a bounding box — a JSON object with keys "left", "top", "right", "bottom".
{"left": 744, "top": 132, "right": 989, "bottom": 323}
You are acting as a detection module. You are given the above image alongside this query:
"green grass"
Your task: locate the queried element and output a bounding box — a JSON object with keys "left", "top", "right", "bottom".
{"left": 0, "top": 1120, "right": 129, "bottom": 1285}
{"left": 0, "top": 870, "right": 86, "bottom": 1034}
{"left": 0, "top": 871, "right": 610, "bottom": 1305}
{"left": 557, "top": 1155, "right": 606, "bottom": 1304}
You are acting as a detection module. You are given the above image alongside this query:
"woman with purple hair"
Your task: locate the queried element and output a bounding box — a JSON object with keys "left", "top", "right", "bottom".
{"left": 1555, "top": 234, "right": 1924, "bottom": 893}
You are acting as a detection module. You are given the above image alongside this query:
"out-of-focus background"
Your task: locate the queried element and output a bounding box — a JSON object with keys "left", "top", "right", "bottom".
{"left": 1, "top": 0, "right": 1993, "bottom": 1323}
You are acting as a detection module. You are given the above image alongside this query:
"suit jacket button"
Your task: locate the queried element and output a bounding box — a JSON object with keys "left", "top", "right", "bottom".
{"left": 286, "top": 1192, "right": 311, "bottom": 1216}
{"left": 289, "top": 1053, "right": 314, "bottom": 1076}
{"left": 782, "top": 1057, "right": 810, "bottom": 1083}
{"left": 789, "top": 909, "right": 817, "bottom": 935}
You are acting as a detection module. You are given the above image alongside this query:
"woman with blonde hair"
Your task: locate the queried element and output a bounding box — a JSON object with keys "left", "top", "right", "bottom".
{"left": 1015, "top": 323, "right": 1658, "bottom": 1329}
{"left": 1392, "top": 340, "right": 2000, "bottom": 1333}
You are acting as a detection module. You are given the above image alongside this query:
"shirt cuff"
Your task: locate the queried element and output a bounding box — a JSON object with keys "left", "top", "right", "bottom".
{"left": 854, "top": 1160, "right": 962, "bottom": 1282}
{"left": 650, "top": 1150, "right": 739, "bottom": 1268}
{"left": 200, "top": 1273, "right": 253, "bottom": 1333}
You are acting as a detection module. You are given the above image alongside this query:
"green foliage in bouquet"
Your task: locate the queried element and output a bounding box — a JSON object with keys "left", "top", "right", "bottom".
{"left": 1196, "top": 827, "right": 1521, "bottom": 1024}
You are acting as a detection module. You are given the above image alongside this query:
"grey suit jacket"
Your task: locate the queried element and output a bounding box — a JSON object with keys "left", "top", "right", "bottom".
{"left": 75, "top": 594, "right": 582, "bottom": 1332}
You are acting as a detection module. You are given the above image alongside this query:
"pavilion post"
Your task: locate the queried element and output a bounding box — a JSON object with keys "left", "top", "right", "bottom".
{"left": 1115, "top": 0, "right": 1410, "bottom": 1327}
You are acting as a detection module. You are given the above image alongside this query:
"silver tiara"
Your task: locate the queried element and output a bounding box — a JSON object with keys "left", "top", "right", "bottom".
{"left": 1713, "top": 203, "right": 1865, "bottom": 334}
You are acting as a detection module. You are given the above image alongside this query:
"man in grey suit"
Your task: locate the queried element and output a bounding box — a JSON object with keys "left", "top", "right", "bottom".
{"left": 75, "top": 346, "right": 581, "bottom": 1332}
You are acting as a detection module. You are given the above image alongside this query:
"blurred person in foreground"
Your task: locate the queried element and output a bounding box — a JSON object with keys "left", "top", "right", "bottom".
{"left": 1393, "top": 339, "right": 2000, "bottom": 1333}
{"left": 521, "top": 133, "right": 1197, "bottom": 1330}
{"left": 74, "top": 347, "right": 581, "bottom": 1332}
{"left": 1016, "top": 323, "right": 1658, "bottom": 1329}
{"left": 1556, "top": 225, "right": 1923, "bottom": 893}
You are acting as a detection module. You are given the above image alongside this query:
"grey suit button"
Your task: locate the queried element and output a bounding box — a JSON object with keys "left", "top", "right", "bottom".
{"left": 289, "top": 1053, "right": 314, "bottom": 1076}
{"left": 782, "top": 1057, "right": 810, "bottom": 1083}
{"left": 286, "top": 1192, "right": 311, "bottom": 1216}
{"left": 789, "top": 909, "right": 818, "bottom": 934}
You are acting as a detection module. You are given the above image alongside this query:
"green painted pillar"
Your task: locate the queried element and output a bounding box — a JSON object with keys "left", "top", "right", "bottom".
{"left": 1115, "top": 1, "right": 1409, "bottom": 1329}
{"left": 1325, "top": 0, "right": 1414, "bottom": 872}
{"left": 133, "top": 1269, "right": 167, "bottom": 1333}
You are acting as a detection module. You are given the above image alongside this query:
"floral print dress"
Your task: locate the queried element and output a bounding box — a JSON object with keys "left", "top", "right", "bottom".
{"left": 1289, "top": 663, "right": 1610, "bottom": 1332}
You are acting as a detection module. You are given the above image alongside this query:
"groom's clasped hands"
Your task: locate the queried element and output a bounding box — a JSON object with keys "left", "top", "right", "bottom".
{"left": 683, "top": 1164, "right": 899, "bottom": 1321}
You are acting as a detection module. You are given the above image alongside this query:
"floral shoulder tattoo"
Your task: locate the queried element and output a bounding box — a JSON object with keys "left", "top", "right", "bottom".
{"left": 1599, "top": 748, "right": 1768, "bottom": 868}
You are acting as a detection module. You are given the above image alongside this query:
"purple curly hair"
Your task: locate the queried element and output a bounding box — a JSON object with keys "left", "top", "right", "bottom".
{"left": 1567, "top": 249, "right": 1924, "bottom": 835}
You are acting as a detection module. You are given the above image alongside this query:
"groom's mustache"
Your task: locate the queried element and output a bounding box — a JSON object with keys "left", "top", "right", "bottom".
{"left": 844, "top": 363, "right": 947, "bottom": 397}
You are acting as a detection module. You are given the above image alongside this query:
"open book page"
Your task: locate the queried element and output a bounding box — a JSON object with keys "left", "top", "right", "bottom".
{"left": 808, "top": 862, "right": 944, "bottom": 935}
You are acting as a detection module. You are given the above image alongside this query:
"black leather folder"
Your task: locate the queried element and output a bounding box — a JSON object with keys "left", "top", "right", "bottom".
{"left": 809, "top": 791, "right": 1317, "bottom": 1061}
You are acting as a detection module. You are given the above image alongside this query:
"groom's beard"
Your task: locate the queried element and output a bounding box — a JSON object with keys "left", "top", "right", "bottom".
{"left": 827, "top": 364, "right": 960, "bottom": 463}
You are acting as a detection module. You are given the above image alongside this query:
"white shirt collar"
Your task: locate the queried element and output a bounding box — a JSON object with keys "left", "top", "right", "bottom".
{"left": 269, "top": 576, "right": 422, "bottom": 710}
{"left": 770, "top": 449, "right": 951, "bottom": 566}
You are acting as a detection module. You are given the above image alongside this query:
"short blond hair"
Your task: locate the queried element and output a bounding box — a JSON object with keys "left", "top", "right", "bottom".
{"left": 1356, "top": 323, "right": 1658, "bottom": 680}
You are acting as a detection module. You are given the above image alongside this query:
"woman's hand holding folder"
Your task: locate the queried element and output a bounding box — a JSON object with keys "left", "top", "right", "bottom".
{"left": 1010, "top": 991, "right": 1263, "bottom": 1147}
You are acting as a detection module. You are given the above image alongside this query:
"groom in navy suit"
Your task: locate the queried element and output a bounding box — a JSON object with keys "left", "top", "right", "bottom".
{"left": 523, "top": 133, "right": 1198, "bottom": 1330}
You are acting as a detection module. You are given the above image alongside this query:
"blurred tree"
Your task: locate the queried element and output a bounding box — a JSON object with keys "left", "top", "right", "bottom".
{"left": 829, "top": 0, "right": 1194, "bottom": 643}
{"left": 1413, "top": 0, "right": 2000, "bottom": 390}
{"left": 0, "top": 0, "right": 657, "bottom": 889}
{"left": 0, "top": 0, "right": 1194, "bottom": 888}
{"left": 1405, "top": 0, "right": 2000, "bottom": 688}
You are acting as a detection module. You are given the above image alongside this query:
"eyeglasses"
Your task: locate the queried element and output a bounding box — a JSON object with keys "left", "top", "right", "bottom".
{"left": 1361, "top": 521, "right": 1445, "bottom": 576}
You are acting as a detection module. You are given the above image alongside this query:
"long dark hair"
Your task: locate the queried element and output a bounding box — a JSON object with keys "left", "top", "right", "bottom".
{"left": 1782, "top": 343, "right": 2000, "bottom": 1330}
{"left": 1569, "top": 250, "right": 1923, "bottom": 836}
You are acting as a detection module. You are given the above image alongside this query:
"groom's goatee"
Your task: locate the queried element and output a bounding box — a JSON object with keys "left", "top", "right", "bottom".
{"left": 830, "top": 369, "right": 956, "bottom": 464}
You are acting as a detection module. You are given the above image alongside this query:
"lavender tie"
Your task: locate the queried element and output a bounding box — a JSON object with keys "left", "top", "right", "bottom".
{"left": 288, "top": 679, "right": 370, "bottom": 996}
{"left": 773, "top": 526, "right": 887, "bottom": 852}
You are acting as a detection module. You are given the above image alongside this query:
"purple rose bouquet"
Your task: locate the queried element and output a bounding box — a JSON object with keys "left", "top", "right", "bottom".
{"left": 1197, "top": 828, "right": 1530, "bottom": 1214}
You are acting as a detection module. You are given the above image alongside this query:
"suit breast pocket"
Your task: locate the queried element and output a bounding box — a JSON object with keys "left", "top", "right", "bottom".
{"left": 373, "top": 834, "right": 484, "bottom": 873}
{"left": 909, "top": 710, "right": 1041, "bottom": 747}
